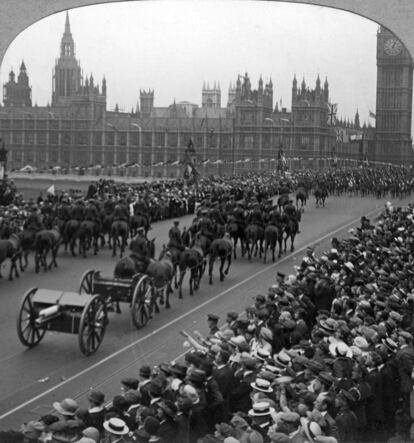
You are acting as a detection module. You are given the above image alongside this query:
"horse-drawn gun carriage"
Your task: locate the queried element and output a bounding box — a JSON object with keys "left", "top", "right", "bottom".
{"left": 79, "top": 269, "right": 154, "bottom": 330}
{"left": 16, "top": 287, "right": 108, "bottom": 356}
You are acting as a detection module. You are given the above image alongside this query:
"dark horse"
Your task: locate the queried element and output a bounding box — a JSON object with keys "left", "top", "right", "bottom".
{"left": 283, "top": 218, "right": 299, "bottom": 253}
{"left": 314, "top": 186, "right": 328, "bottom": 208}
{"left": 64, "top": 219, "right": 81, "bottom": 256}
{"left": 130, "top": 214, "right": 151, "bottom": 238}
{"left": 0, "top": 234, "right": 22, "bottom": 280}
{"left": 78, "top": 220, "right": 100, "bottom": 257}
{"left": 208, "top": 234, "right": 233, "bottom": 285}
{"left": 34, "top": 228, "right": 61, "bottom": 273}
{"left": 226, "top": 216, "right": 245, "bottom": 259}
{"left": 263, "top": 223, "right": 283, "bottom": 263}
{"left": 159, "top": 244, "right": 204, "bottom": 298}
{"left": 296, "top": 187, "right": 308, "bottom": 208}
{"left": 244, "top": 223, "right": 264, "bottom": 260}
{"left": 277, "top": 193, "right": 290, "bottom": 213}
{"left": 111, "top": 220, "right": 129, "bottom": 258}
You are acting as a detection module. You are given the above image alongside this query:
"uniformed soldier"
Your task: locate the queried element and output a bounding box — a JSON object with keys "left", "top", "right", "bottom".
{"left": 70, "top": 199, "right": 85, "bottom": 222}
{"left": 168, "top": 220, "right": 184, "bottom": 251}
{"left": 284, "top": 199, "right": 300, "bottom": 233}
{"left": 247, "top": 203, "right": 264, "bottom": 229}
{"left": 24, "top": 206, "right": 43, "bottom": 232}
{"left": 130, "top": 227, "right": 148, "bottom": 258}
{"left": 113, "top": 199, "right": 130, "bottom": 225}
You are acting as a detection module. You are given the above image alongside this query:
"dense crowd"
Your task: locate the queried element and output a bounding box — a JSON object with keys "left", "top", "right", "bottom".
{"left": 4, "top": 199, "right": 414, "bottom": 443}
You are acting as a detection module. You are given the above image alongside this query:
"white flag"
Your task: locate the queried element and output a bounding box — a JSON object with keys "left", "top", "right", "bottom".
{"left": 46, "top": 184, "right": 55, "bottom": 195}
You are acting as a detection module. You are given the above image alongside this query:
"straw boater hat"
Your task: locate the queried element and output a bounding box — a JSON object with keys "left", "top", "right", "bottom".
{"left": 103, "top": 418, "right": 129, "bottom": 435}
{"left": 248, "top": 401, "right": 275, "bottom": 417}
{"left": 250, "top": 378, "right": 273, "bottom": 393}
{"left": 300, "top": 417, "right": 323, "bottom": 442}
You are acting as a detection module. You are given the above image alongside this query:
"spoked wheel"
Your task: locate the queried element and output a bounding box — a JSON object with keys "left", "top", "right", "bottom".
{"left": 78, "top": 295, "right": 108, "bottom": 356}
{"left": 79, "top": 269, "right": 95, "bottom": 294}
{"left": 131, "top": 275, "right": 153, "bottom": 329}
{"left": 16, "top": 288, "right": 46, "bottom": 348}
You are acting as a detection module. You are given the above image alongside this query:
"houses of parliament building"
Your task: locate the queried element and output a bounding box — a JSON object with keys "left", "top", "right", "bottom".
{"left": 0, "top": 14, "right": 410, "bottom": 177}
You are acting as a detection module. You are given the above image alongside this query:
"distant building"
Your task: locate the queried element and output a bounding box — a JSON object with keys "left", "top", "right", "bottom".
{"left": 3, "top": 62, "right": 32, "bottom": 107}
{"left": 0, "top": 12, "right": 366, "bottom": 177}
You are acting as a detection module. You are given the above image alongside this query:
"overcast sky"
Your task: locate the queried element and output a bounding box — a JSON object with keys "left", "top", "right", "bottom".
{"left": 0, "top": 1, "right": 378, "bottom": 124}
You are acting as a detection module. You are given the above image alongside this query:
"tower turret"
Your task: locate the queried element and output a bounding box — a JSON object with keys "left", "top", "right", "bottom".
{"left": 354, "top": 108, "right": 360, "bottom": 129}
{"left": 324, "top": 77, "right": 329, "bottom": 100}
{"left": 316, "top": 74, "right": 321, "bottom": 93}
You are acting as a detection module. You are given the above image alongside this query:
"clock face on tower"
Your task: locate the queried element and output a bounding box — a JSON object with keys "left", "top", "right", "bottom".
{"left": 384, "top": 37, "right": 403, "bottom": 56}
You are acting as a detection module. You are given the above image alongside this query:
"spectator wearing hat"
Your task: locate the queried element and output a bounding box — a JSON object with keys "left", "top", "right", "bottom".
{"left": 213, "top": 349, "right": 235, "bottom": 421}
{"left": 84, "top": 389, "right": 106, "bottom": 433}
{"left": 311, "top": 394, "right": 339, "bottom": 442}
{"left": 230, "top": 414, "right": 251, "bottom": 442}
{"left": 103, "top": 417, "right": 131, "bottom": 442}
{"left": 20, "top": 421, "right": 45, "bottom": 442}
{"left": 275, "top": 411, "right": 302, "bottom": 443}
{"left": 333, "top": 391, "right": 358, "bottom": 443}
{"left": 147, "top": 379, "right": 165, "bottom": 416}
{"left": 105, "top": 395, "right": 135, "bottom": 432}
{"left": 212, "top": 422, "right": 239, "bottom": 442}
{"left": 201, "top": 361, "right": 225, "bottom": 430}
{"left": 79, "top": 427, "right": 100, "bottom": 443}
{"left": 225, "top": 312, "right": 239, "bottom": 333}
{"left": 156, "top": 400, "right": 178, "bottom": 443}
{"left": 248, "top": 402, "right": 276, "bottom": 441}
{"left": 395, "top": 330, "right": 414, "bottom": 411}
{"left": 230, "top": 355, "right": 257, "bottom": 414}
{"left": 49, "top": 398, "right": 83, "bottom": 442}
{"left": 138, "top": 365, "right": 152, "bottom": 407}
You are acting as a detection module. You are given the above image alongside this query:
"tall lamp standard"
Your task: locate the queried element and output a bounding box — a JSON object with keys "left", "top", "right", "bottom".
{"left": 130, "top": 123, "right": 142, "bottom": 176}
{"left": 106, "top": 122, "right": 118, "bottom": 172}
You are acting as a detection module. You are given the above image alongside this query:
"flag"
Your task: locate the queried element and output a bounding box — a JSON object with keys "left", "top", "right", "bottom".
{"left": 327, "top": 103, "right": 337, "bottom": 126}
{"left": 369, "top": 110, "right": 376, "bottom": 119}
{"left": 171, "top": 160, "right": 180, "bottom": 166}
{"left": 46, "top": 184, "right": 55, "bottom": 195}
{"left": 335, "top": 129, "right": 343, "bottom": 142}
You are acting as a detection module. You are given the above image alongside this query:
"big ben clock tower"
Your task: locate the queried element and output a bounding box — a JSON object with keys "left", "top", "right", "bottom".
{"left": 376, "top": 27, "right": 413, "bottom": 164}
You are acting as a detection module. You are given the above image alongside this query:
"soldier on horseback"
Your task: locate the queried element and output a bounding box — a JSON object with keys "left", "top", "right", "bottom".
{"left": 71, "top": 199, "right": 85, "bottom": 222}
{"left": 199, "top": 209, "right": 215, "bottom": 241}
{"left": 104, "top": 194, "right": 115, "bottom": 215}
{"left": 114, "top": 199, "right": 130, "bottom": 226}
{"left": 233, "top": 202, "right": 245, "bottom": 228}
{"left": 268, "top": 205, "right": 283, "bottom": 227}
{"left": 130, "top": 227, "right": 148, "bottom": 258}
{"left": 24, "top": 205, "right": 43, "bottom": 232}
{"left": 247, "top": 202, "right": 265, "bottom": 230}
{"left": 283, "top": 199, "right": 300, "bottom": 233}
{"left": 133, "top": 195, "right": 150, "bottom": 229}
{"left": 168, "top": 220, "right": 185, "bottom": 251}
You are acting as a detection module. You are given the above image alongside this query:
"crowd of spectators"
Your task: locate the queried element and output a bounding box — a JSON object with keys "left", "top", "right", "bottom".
{"left": 5, "top": 199, "right": 414, "bottom": 443}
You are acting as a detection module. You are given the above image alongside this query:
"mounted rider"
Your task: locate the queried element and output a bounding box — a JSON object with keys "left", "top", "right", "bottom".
{"left": 104, "top": 194, "right": 115, "bottom": 215}
{"left": 209, "top": 201, "right": 226, "bottom": 226}
{"left": 70, "top": 199, "right": 85, "bottom": 222}
{"left": 24, "top": 205, "right": 43, "bottom": 232}
{"left": 133, "top": 195, "right": 150, "bottom": 228}
{"left": 113, "top": 199, "right": 130, "bottom": 225}
{"left": 199, "top": 208, "right": 215, "bottom": 241}
{"left": 168, "top": 220, "right": 185, "bottom": 251}
{"left": 268, "top": 205, "right": 283, "bottom": 227}
{"left": 85, "top": 199, "right": 99, "bottom": 223}
{"left": 247, "top": 202, "right": 265, "bottom": 230}
{"left": 284, "top": 199, "right": 300, "bottom": 233}
{"left": 130, "top": 227, "right": 148, "bottom": 258}
{"left": 57, "top": 195, "right": 72, "bottom": 221}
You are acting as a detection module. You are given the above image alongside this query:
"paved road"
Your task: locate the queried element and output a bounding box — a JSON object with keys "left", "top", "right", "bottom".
{"left": 0, "top": 194, "right": 410, "bottom": 428}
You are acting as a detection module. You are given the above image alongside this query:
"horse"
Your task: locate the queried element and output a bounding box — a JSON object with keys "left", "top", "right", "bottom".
{"left": 110, "top": 220, "right": 129, "bottom": 258}
{"left": 277, "top": 193, "right": 290, "bottom": 212}
{"left": 208, "top": 234, "right": 233, "bottom": 285}
{"left": 78, "top": 220, "right": 100, "bottom": 257}
{"left": 283, "top": 218, "right": 299, "bottom": 253}
{"left": 314, "top": 186, "right": 328, "bottom": 208}
{"left": 159, "top": 244, "right": 204, "bottom": 298}
{"left": 295, "top": 187, "right": 308, "bottom": 208}
{"left": 146, "top": 252, "right": 175, "bottom": 309}
{"left": 263, "top": 223, "right": 283, "bottom": 263}
{"left": 244, "top": 223, "right": 264, "bottom": 260}
{"left": 63, "top": 219, "right": 81, "bottom": 256}
{"left": 226, "top": 217, "right": 245, "bottom": 259}
{"left": 130, "top": 214, "right": 150, "bottom": 238}
{"left": 34, "top": 228, "right": 61, "bottom": 273}
{"left": 0, "top": 234, "right": 22, "bottom": 280}
{"left": 16, "top": 228, "right": 37, "bottom": 270}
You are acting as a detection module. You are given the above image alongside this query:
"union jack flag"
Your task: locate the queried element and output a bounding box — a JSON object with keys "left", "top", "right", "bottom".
{"left": 327, "top": 103, "right": 337, "bottom": 126}
{"left": 335, "top": 128, "right": 343, "bottom": 142}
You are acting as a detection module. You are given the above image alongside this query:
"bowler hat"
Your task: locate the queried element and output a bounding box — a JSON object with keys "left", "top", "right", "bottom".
{"left": 139, "top": 365, "right": 152, "bottom": 378}
{"left": 121, "top": 377, "right": 139, "bottom": 390}
{"left": 53, "top": 398, "right": 78, "bottom": 416}
{"left": 88, "top": 390, "right": 105, "bottom": 405}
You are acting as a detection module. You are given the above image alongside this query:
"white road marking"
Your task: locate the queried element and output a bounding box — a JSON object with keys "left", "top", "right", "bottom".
{"left": 0, "top": 206, "right": 381, "bottom": 420}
